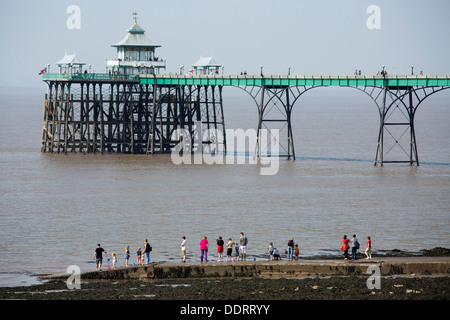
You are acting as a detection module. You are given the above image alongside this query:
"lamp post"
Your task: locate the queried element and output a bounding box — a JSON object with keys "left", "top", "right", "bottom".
{"left": 222, "top": 65, "right": 224, "bottom": 75}
{"left": 47, "top": 63, "right": 50, "bottom": 74}
{"left": 288, "top": 66, "right": 291, "bottom": 75}
{"left": 260, "top": 65, "right": 263, "bottom": 76}
{"left": 180, "top": 65, "right": 184, "bottom": 75}
{"left": 411, "top": 65, "right": 414, "bottom": 75}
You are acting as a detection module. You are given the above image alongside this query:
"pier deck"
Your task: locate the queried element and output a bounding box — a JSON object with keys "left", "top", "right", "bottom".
{"left": 139, "top": 74, "right": 450, "bottom": 87}
{"left": 42, "top": 73, "right": 450, "bottom": 87}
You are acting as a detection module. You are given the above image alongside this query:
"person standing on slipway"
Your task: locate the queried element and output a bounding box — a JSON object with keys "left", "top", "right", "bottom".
{"left": 143, "top": 238, "right": 152, "bottom": 264}
{"left": 239, "top": 232, "right": 248, "bottom": 261}
{"left": 351, "top": 234, "right": 359, "bottom": 260}
{"left": 93, "top": 244, "right": 107, "bottom": 271}
{"left": 341, "top": 235, "right": 350, "bottom": 260}
{"left": 287, "top": 238, "right": 295, "bottom": 261}
{"left": 181, "top": 236, "right": 187, "bottom": 263}
{"left": 365, "top": 236, "right": 372, "bottom": 260}
{"left": 200, "top": 236, "right": 209, "bottom": 262}
{"left": 216, "top": 236, "right": 224, "bottom": 262}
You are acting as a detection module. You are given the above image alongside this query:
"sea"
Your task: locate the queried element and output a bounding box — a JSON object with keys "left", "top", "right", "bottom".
{"left": 0, "top": 84, "right": 449, "bottom": 287}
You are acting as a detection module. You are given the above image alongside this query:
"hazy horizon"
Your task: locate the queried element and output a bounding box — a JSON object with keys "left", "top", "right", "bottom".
{"left": 1, "top": 0, "right": 449, "bottom": 87}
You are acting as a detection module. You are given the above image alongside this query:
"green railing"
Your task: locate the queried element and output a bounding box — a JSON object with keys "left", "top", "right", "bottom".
{"left": 42, "top": 73, "right": 140, "bottom": 81}
{"left": 42, "top": 73, "right": 450, "bottom": 87}
{"left": 139, "top": 74, "right": 450, "bottom": 87}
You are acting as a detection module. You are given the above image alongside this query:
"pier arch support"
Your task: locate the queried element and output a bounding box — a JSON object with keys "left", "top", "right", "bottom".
{"left": 350, "top": 85, "right": 450, "bottom": 166}
{"left": 234, "top": 84, "right": 318, "bottom": 160}
{"left": 230, "top": 82, "right": 450, "bottom": 165}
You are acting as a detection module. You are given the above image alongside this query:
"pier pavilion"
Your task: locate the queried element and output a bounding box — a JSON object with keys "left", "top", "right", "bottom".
{"left": 191, "top": 56, "right": 223, "bottom": 75}
{"left": 106, "top": 16, "right": 165, "bottom": 75}
{"left": 56, "top": 53, "right": 86, "bottom": 74}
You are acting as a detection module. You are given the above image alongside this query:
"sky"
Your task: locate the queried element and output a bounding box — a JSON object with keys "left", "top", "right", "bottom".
{"left": 1, "top": 0, "right": 449, "bottom": 86}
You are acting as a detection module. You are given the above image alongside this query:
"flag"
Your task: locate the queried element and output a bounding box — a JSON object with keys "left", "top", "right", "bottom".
{"left": 38, "top": 67, "right": 47, "bottom": 75}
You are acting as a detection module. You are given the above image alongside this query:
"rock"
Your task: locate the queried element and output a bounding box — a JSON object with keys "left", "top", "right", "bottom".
{"left": 421, "top": 247, "right": 450, "bottom": 257}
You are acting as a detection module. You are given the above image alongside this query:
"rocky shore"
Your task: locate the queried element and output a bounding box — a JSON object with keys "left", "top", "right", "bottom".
{"left": 1, "top": 274, "right": 448, "bottom": 318}
{"left": 1, "top": 248, "right": 448, "bottom": 302}
{"left": 0, "top": 248, "right": 450, "bottom": 319}
{"left": 1, "top": 273, "right": 448, "bottom": 301}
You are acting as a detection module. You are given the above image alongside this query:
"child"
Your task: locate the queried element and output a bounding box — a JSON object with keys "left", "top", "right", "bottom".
{"left": 234, "top": 242, "right": 240, "bottom": 261}
{"left": 226, "top": 238, "right": 233, "bottom": 262}
{"left": 125, "top": 246, "right": 130, "bottom": 267}
{"left": 268, "top": 242, "right": 274, "bottom": 261}
{"left": 365, "top": 236, "right": 372, "bottom": 260}
{"left": 141, "top": 248, "right": 146, "bottom": 264}
{"left": 181, "top": 236, "right": 186, "bottom": 262}
{"left": 273, "top": 248, "right": 281, "bottom": 260}
{"left": 217, "top": 236, "right": 224, "bottom": 262}
{"left": 294, "top": 244, "right": 300, "bottom": 260}
{"left": 111, "top": 253, "right": 117, "bottom": 269}
{"left": 137, "top": 247, "right": 142, "bottom": 265}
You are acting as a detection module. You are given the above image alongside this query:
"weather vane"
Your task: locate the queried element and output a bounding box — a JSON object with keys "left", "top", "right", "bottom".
{"left": 132, "top": 12, "right": 138, "bottom": 23}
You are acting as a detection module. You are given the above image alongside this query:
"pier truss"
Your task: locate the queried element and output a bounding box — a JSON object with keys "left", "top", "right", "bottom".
{"left": 43, "top": 74, "right": 450, "bottom": 165}
{"left": 146, "top": 84, "right": 225, "bottom": 155}
{"left": 354, "top": 85, "right": 450, "bottom": 165}
{"left": 41, "top": 79, "right": 225, "bottom": 155}
{"left": 225, "top": 78, "right": 450, "bottom": 165}
{"left": 236, "top": 84, "right": 315, "bottom": 160}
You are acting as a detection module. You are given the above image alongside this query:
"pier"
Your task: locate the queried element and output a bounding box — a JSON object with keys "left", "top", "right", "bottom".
{"left": 41, "top": 73, "right": 450, "bottom": 165}
{"left": 41, "top": 16, "right": 450, "bottom": 166}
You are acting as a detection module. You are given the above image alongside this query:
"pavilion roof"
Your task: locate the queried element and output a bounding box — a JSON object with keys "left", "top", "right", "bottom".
{"left": 112, "top": 22, "right": 161, "bottom": 48}
{"left": 192, "top": 56, "right": 221, "bottom": 67}
{"left": 56, "top": 53, "right": 86, "bottom": 65}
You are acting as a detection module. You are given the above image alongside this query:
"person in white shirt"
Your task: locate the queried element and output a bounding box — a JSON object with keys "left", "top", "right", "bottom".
{"left": 181, "top": 236, "right": 186, "bottom": 262}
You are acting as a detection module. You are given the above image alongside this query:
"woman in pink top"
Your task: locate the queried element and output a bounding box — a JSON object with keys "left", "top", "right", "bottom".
{"left": 200, "top": 236, "right": 209, "bottom": 262}
{"left": 365, "top": 236, "right": 372, "bottom": 260}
